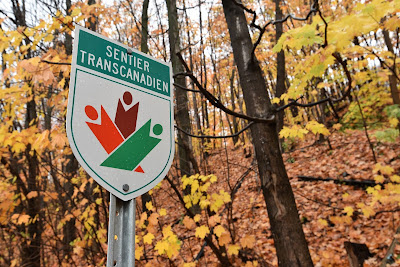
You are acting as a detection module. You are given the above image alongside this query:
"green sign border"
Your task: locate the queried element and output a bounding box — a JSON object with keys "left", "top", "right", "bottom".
{"left": 70, "top": 68, "right": 173, "bottom": 196}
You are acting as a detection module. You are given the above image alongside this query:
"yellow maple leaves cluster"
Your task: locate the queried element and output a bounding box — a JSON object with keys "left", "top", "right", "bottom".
{"left": 131, "top": 174, "right": 260, "bottom": 266}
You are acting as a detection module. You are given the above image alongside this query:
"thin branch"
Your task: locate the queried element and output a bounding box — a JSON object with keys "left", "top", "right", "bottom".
{"left": 173, "top": 82, "right": 200, "bottom": 93}
{"left": 175, "top": 52, "right": 275, "bottom": 123}
{"left": 41, "top": 60, "right": 71, "bottom": 65}
{"left": 175, "top": 121, "right": 254, "bottom": 139}
{"left": 362, "top": 46, "right": 400, "bottom": 82}
{"left": 317, "top": 9, "right": 328, "bottom": 48}
{"left": 275, "top": 52, "right": 353, "bottom": 113}
{"left": 230, "top": 0, "right": 320, "bottom": 55}
{"left": 380, "top": 226, "right": 400, "bottom": 267}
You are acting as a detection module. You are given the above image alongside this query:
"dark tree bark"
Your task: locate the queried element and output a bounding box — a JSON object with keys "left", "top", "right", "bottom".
{"left": 274, "top": 0, "right": 286, "bottom": 136}
{"left": 9, "top": 1, "right": 43, "bottom": 266}
{"left": 60, "top": 0, "right": 78, "bottom": 259}
{"left": 383, "top": 30, "right": 400, "bottom": 105}
{"left": 88, "top": 0, "right": 97, "bottom": 31}
{"left": 221, "top": 1, "right": 313, "bottom": 266}
{"left": 166, "top": 0, "right": 198, "bottom": 177}
{"left": 229, "top": 70, "right": 240, "bottom": 144}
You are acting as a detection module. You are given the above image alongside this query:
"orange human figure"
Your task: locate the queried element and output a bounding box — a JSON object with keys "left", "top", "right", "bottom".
{"left": 85, "top": 105, "right": 124, "bottom": 154}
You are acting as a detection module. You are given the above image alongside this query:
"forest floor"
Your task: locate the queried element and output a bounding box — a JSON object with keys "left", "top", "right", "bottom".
{"left": 147, "top": 129, "right": 400, "bottom": 266}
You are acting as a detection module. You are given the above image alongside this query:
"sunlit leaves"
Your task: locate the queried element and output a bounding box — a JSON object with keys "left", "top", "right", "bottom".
{"left": 227, "top": 244, "right": 240, "bottom": 256}
{"left": 154, "top": 226, "right": 181, "bottom": 259}
{"left": 143, "top": 232, "right": 155, "bottom": 244}
{"left": 195, "top": 225, "right": 210, "bottom": 239}
{"left": 280, "top": 125, "right": 309, "bottom": 139}
{"left": 305, "top": 121, "right": 330, "bottom": 136}
{"left": 214, "top": 225, "right": 226, "bottom": 237}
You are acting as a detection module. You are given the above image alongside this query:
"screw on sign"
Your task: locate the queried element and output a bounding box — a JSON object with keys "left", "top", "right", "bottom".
{"left": 66, "top": 26, "right": 174, "bottom": 267}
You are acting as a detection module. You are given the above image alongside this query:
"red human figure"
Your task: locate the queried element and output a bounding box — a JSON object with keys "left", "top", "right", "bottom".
{"left": 85, "top": 105, "right": 124, "bottom": 154}
{"left": 115, "top": 91, "right": 139, "bottom": 138}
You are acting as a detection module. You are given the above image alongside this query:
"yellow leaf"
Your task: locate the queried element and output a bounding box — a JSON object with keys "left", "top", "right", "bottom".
{"left": 373, "top": 163, "right": 394, "bottom": 175}
{"left": 389, "top": 118, "right": 399, "bottom": 128}
{"left": 374, "top": 175, "right": 385, "bottom": 183}
{"left": 271, "top": 97, "right": 280, "bottom": 104}
{"left": 162, "top": 225, "right": 174, "bottom": 238}
{"left": 318, "top": 218, "right": 328, "bottom": 227}
{"left": 390, "top": 175, "right": 400, "bottom": 183}
{"left": 362, "top": 206, "right": 375, "bottom": 218}
{"left": 245, "top": 261, "right": 259, "bottom": 267}
{"left": 183, "top": 263, "right": 196, "bottom": 267}
{"left": 344, "top": 206, "right": 354, "bottom": 216}
{"left": 194, "top": 214, "right": 201, "bottom": 222}
{"left": 214, "top": 225, "right": 226, "bottom": 237}
{"left": 306, "top": 121, "right": 330, "bottom": 136}
{"left": 95, "top": 198, "right": 102, "bottom": 205}
{"left": 135, "top": 245, "right": 143, "bottom": 260}
{"left": 159, "top": 208, "right": 167, "bottom": 216}
{"left": 70, "top": 7, "right": 81, "bottom": 17}
{"left": 146, "top": 201, "right": 154, "bottom": 211}
{"left": 240, "top": 235, "right": 255, "bottom": 249}
{"left": 44, "top": 34, "right": 54, "bottom": 42}
{"left": 227, "top": 244, "right": 240, "bottom": 256}
{"left": 12, "top": 142, "right": 26, "bottom": 153}
{"left": 357, "top": 203, "right": 375, "bottom": 218}
{"left": 58, "top": 78, "right": 65, "bottom": 88}
{"left": 143, "top": 233, "right": 155, "bottom": 244}
{"left": 279, "top": 125, "right": 309, "bottom": 139}
{"left": 195, "top": 225, "right": 210, "bottom": 239}
{"left": 366, "top": 186, "right": 376, "bottom": 195}
{"left": 155, "top": 240, "right": 169, "bottom": 256}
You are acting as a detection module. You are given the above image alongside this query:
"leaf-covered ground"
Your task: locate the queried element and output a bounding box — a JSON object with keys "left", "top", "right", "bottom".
{"left": 144, "top": 130, "right": 400, "bottom": 266}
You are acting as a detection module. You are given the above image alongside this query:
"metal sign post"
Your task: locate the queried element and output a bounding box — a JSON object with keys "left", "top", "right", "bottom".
{"left": 107, "top": 194, "right": 136, "bottom": 267}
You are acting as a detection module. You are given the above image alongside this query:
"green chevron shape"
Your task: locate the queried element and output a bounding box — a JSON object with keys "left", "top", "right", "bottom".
{"left": 100, "top": 119, "right": 161, "bottom": 171}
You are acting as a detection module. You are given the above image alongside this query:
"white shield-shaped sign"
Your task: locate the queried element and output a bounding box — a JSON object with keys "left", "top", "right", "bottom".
{"left": 67, "top": 26, "right": 174, "bottom": 201}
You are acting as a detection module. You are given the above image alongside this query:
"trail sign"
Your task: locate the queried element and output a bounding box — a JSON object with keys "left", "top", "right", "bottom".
{"left": 67, "top": 26, "right": 174, "bottom": 201}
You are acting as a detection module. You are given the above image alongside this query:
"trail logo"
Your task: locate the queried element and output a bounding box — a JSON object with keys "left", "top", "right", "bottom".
{"left": 67, "top": 26, "right": 174, "bottom": 201}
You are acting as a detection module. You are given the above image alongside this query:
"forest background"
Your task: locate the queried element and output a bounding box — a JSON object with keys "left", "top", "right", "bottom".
{"left": 0, "top": 0, "right": 400, "bottom": 266}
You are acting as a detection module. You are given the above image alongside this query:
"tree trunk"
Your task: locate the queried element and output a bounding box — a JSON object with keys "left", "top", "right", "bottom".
{"left": 10, "top": 0, "right": 43, "bottom": 265}
{"left": 221, "top": 1, "right": 313, "bottom": 266}
{"left": 383, "top": 30, "right": 400, "bottom": 105}
{"left": 166, "top": 0, "right": 197, "bottom": 178}
{"left": 61, "top": 0, "right": 78, "bottom": 259}
{"left": 229, "top": 70, "right": 240, "bottom": 144}
{"left": 274, "top": 0, "right": 286, "bottom": 136}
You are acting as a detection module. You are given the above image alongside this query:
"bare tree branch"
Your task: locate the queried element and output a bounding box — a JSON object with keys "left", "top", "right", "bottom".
{"left": 41, "top": 60, "right": 71, "bottom": 65}
{"left": 230, "top": 0, "right": 321, "bottom": 55}
{"left": 173, "top": 82, "right": 200, "bottom": 93}
{"left": 275, "top": 52, "right": 353, "bottom": 112}
{"left": 175, "top": 52, "right": 275, "bottom": 123}
{"left": 175, "top": 121, "right": 254, "bottom": 139}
